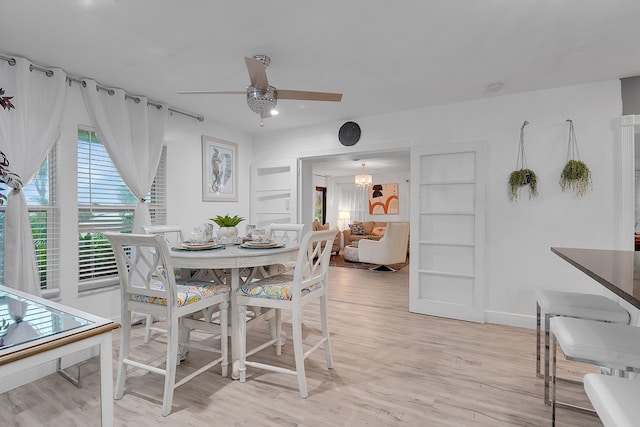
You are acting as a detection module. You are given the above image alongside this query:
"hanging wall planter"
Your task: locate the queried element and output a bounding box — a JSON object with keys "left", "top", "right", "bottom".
{"left": 508, "top": 121, "right": 538, "bottom": 202}
{"left": 559, "top": 119, "right": 591, "bottom": 197}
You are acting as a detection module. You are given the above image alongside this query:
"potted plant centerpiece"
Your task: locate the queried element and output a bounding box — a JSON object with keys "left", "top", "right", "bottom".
{"left": 211, "top": 214, "right": 245, "bottom": 239}
{"left": 508, "top": 121, "right": 539, "bottom": 202}
{"left": 559, "top": 120, "right": 591, "bottom": 197}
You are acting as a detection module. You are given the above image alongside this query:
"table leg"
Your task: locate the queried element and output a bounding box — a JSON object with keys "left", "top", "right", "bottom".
{"left": 99, "top": 331, "right": 114, "bottom": 427}
{"left": 230, "top": 267, "right": 241, "bottom": 379}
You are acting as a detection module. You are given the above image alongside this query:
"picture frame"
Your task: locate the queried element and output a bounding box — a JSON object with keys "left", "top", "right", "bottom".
{"left": 368, "top": 183, "right": 399, "bottom": 214}
{"left": 202, "top": 135, "right": 238, "bottom": 202}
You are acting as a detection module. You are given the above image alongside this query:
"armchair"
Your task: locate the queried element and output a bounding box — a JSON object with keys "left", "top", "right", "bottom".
{"left": 312, "top": 220, "right": 340, "bottom": 255}
{"left": 358, "top": 222, "right": 410, "bottom": 271}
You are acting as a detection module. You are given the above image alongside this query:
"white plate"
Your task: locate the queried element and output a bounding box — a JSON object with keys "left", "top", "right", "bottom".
{"left": 240, "top": 242, "right": 284, "bottom": 249}
{"left": 174, "top": 243, "right": 222, "bottom": 251}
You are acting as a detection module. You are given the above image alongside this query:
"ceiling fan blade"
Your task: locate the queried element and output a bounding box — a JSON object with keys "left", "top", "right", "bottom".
{"left": 245, "top": 56, "right": 269, "bottom": 90}
{"left": 276, "top": 89, "right": 342, "bottom": 102}
{"left": 176, "top": 90, "right": 245, "bottom": 95}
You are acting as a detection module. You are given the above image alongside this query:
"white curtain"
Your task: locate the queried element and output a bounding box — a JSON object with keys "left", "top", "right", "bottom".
{"left": 338, "top": 183, "right": 366, "bottom": 223}
{"left": 80, "top": 79, "right": 168, "bottom": 234}
{"left": 0, "top": 58, "right": 67, "bottom": 296}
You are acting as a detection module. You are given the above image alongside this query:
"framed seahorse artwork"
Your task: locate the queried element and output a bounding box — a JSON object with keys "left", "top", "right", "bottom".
{"left": 202, "top": 135, "right": 238, "bottom": 202}
{"left": 369, "top": 183, "right": 399, "bottom": 215}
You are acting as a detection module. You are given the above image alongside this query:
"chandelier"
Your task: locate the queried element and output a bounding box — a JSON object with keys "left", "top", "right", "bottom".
{"left": 247, "top": 85, "right": 277, "bottom": 125}
{"left": 355, "top": 162, "right": 372, "bottom": 188}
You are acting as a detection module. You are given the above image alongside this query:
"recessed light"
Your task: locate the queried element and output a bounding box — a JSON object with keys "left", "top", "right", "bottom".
{"left": 486, "top": 81, "right": 504, "bottom": 92}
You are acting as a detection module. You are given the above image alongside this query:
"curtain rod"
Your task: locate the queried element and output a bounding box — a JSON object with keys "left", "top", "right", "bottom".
{"left": 0, "top": 54, "right": 204, "bottom": 122}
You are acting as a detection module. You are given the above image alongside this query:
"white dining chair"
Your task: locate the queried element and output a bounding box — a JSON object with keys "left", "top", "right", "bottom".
{"left": 536, "top": 289, "right": 630, "bottom": 404}
{"left": 142, "top": 224, "right": 185, "bottom": 343}
{"left": 549, "top": 317, "right": 640, "bottom": 426}
{"left": 584, "top": 372, "right": 640, "bottom": 427}
{"left": 106, "top": 232, "right": 230, "bottom": 416}
{"left": 236, "top": 228, "right": 338, "bottom": 398}
{"left": 259, "top": 223, "right": 305, "bottom": 277}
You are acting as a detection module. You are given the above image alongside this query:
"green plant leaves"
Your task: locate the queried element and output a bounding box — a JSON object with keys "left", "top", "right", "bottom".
{"left": 560, "top": 159, "right": 591, "bottom": 197}
{"left": 210, "top": 214, "right": 245, "bottom": 227}
{"left": 508, "top": 168, "right": 538, "bottom": 202}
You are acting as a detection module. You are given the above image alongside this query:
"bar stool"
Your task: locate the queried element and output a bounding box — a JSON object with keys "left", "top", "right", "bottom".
{"left": 549, "top": 317, "right": 640, "bottom": 426}
{"left": 584, "top": 373, "right": 640, "bottom": 427}
{"left": 536, "top": 290, "right": 630, "bottom": 404}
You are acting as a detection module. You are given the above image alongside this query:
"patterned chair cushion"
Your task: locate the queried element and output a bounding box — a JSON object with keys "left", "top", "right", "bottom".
{"left": 348, "top": 223, "right": 365, "bottom": 235}
{"left": 237, "top": 274, "right": 322, "bottom": 301}
{"left": 131, "top": 280, "right": 230, "bottom": 307}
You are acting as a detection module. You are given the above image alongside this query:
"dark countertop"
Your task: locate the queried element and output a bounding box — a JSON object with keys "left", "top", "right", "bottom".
{"left": 551, "top": 247, "right": 640, "bottom": 308}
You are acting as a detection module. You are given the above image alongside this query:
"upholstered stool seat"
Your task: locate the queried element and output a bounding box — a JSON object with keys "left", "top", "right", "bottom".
{"left": 535, "top": 290, "right": 630, "bottom": 404}
{"left": 584, "top": 373, "right": 640, "bottom": 427}
{"left": 549, "top": 318, "right": 640, "bottom": 426}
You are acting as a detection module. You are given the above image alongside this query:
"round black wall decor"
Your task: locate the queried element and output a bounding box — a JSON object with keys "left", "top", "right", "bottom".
{"left": 338, "top": 121, "right": 361, "bottom": 146}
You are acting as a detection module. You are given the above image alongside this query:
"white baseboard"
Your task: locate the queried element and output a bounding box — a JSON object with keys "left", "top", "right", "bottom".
{"left": 485, "top": 310, "right": 536, "bottom": 330}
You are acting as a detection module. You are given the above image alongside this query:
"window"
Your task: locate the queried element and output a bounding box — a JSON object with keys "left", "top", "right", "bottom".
{"left": 77, "top": 127, "right": 166, "bottom": 291}
{"left": 315, "top": 186, "right": 326, "bottom": 223}
{"left": 0, "top": 147, "right": 59, "bottom": 294}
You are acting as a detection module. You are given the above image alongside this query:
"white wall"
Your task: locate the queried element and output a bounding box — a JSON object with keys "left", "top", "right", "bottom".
{"left": 252, "top": 80, "right": 627, "bottom": 328}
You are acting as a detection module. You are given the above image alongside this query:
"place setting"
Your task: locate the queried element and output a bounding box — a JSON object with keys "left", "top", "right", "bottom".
{"left": 240, "top": 228, "right": 284, "bottom": 250}
{"left": 171, "top": 241, "right": 225, "bottom": 251}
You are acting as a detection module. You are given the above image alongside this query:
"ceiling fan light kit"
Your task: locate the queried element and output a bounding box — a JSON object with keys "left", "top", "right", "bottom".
{"left": 246, "top": 85, "right": 277, "bottom": 118}
{"left": 177, "top": 54, "right": 342, "bottom": 126}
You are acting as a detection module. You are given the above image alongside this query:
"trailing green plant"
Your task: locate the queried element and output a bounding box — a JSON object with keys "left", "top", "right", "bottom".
{"left": 509, "top": 168, "right": 538, "bottom": 202}
{"left": 210, "top": 214, "right": 245, "bottom": 227}
{"left": 560, "top": 120, "right": 591, "bottom": 197}
{"left": 508, "top": 121, "right": 538, "bottom": 202}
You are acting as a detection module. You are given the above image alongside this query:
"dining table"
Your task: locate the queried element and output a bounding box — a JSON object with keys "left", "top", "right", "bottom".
{"left": 551, "top": 247, "right": 640, "bottom": 309}
{"left": 169, "top": 241, "right": 299, "bottom": 378}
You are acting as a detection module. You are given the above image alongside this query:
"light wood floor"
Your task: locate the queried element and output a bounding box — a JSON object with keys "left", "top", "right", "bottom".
{"left": 0, "top": 266, "right": 603, "bottom": 426}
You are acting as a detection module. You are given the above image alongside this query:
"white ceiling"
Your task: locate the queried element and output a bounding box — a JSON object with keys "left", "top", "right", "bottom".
{"left": 2, "top": 1, "right": 640, "bottom": 175}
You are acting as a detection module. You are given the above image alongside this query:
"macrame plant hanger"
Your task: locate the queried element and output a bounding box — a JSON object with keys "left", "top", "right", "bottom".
{"left": 560, "top": 119, "right": 591, "bottom": 196}
{"left": 508, "top": 121, "right": 538, "bottom": 201}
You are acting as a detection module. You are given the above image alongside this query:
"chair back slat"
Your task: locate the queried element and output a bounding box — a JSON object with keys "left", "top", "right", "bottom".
{"left": 291, "top": 229, "right": 338, "bottom": 295}
{"left": 269, "top": 223, "right": 305, "bottom": 244}
{"left": 106, "top": 232, "right": 179, "bottom": 307}
{"left": 143, "top": 224, "right": 185, "bottom": 246}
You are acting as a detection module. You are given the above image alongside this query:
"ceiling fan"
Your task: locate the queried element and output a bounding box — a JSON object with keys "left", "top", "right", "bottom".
{"left": 177, "top": 55, "right": 343, "bottom": 126}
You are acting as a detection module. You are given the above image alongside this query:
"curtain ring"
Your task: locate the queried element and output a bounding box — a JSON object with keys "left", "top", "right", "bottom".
{"left": 107, "top": 89, "right": 115, "bottom": 96}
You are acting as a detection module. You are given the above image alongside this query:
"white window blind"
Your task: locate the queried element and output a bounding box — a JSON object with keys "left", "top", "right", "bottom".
{"left": 77, "top": 127, "right": 166, "bottom": 291}
{"left": 0, "top": 147, "right": 59, "bottom": 295}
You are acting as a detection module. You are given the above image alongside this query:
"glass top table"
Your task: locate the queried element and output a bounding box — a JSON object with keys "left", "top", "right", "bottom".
{"left": 551, "top": 247, "right": 640, "bottom": 308}
{"left": 0, "top": 289, "right": 91, "bottom": 352}
{"left": 0, "top": 284, "right": 118, "bottom": 426}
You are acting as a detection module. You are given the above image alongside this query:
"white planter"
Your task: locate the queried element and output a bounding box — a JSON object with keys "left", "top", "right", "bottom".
{"left": 217, "top": 226, "right": 238, "bottom": 239}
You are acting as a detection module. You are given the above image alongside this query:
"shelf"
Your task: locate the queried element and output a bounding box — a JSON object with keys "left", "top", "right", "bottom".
{"left": 416, "top": 269, "right": 474, "bottom": 279}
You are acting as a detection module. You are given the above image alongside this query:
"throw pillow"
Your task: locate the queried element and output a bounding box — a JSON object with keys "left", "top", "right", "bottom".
{"left": 349, "top": 223, "right": 365, "bottom": 235}
{"left": 372, "top": 226, "right": 386, "bottom": 236}
{"left": 362, "top": 221, "right": 375, "bottom": 235}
